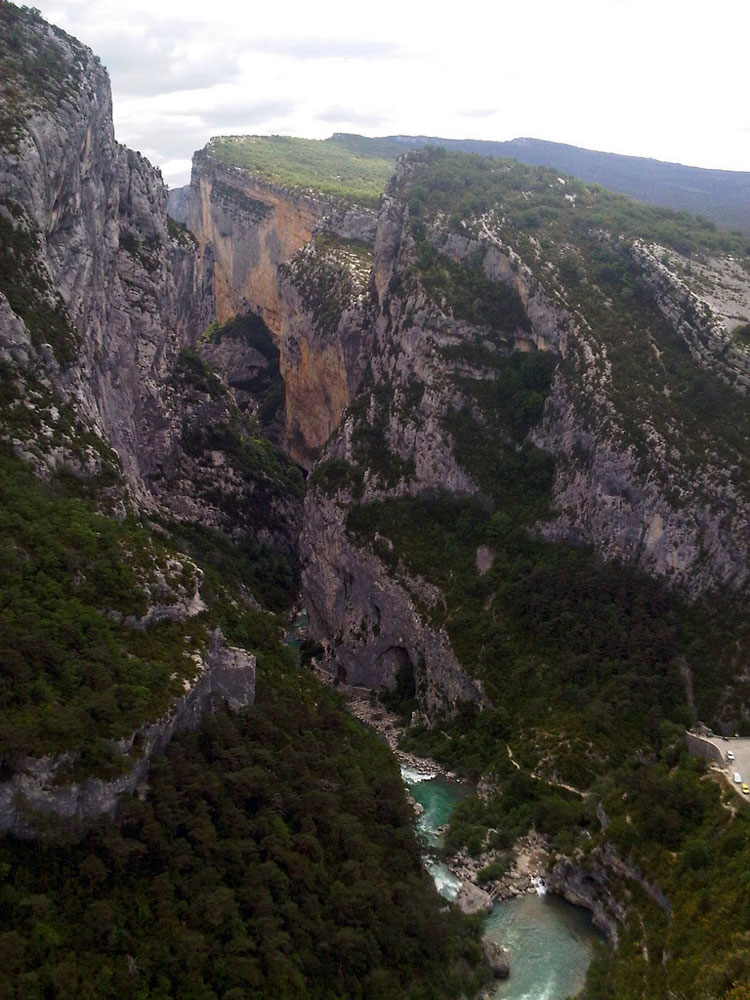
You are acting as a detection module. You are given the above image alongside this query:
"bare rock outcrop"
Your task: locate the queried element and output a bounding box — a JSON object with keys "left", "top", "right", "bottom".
{"left": 0, "top": 11, "right": 214, "bottom": 500}
{"left": 0, "top": 630, "right": 255, "bottom": 838}
{"left": 301, "top": 490, "right": 485, "bottom": 714}
{"left": 548, "top": 843, "right": 670, "bottom": 946}
{"left": 188, "top": 149, "right": 331, "bottom": 330}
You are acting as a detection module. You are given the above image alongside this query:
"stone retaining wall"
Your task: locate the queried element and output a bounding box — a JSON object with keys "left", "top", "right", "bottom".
{"left": 685, "top": 732, "right": 725, "bottom": 767}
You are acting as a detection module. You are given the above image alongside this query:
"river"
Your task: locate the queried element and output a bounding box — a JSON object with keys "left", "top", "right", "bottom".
{"left": 402, "top": 766, "right": 602, "bottom": 1000}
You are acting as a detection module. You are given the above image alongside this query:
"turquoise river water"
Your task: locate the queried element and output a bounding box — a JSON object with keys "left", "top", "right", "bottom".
{"left": 403, "top": 766, "right": 602, "bottom": 1000}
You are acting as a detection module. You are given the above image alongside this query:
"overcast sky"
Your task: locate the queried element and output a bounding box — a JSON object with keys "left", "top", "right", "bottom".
{"left": 38, "top": 0, "right": 750, "bottom": 188}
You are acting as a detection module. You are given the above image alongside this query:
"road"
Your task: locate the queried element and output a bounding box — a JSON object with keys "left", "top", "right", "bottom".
{"left": 697, "top": 733, "right": 750, "bottom": 796}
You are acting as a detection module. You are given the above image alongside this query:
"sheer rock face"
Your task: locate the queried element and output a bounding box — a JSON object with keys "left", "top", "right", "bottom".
{"left": 299, "top": 159, "right": 750, "bottom": 712}
{"left": 0, "top": 13, "right": 270, "bottom": 832}
{"left": 300, "top": 168, "right": 571, "bottom": 709}
{"left": 531, "top": 290, "right": 750, "bottom": 597}
{"left": 0, "top": 12, "right": 304, "bottom": 552}
{"left": 532, "top": 365, "right": 750, "bottom": 597}
{"left": 633, "top": 241, "right": 750, "bottom": 393}
{"left": 188, "top": 154, "right": 328, "bottom": 330}
{"left": 0, "top": 632, "right": 255, "bottom": 838}
{"left": 0, "top": 16, "right": 214, "bottom": 500}
{"left": 167, "top": 184, "right": 190, "bottom": 225}
{"left": 277, "top": 234, "right": 376, "bottom": 468}
{"left": 187, "top": 153, "right": 379, "bottom": 467}
{"left": 0, "top": 14, "right": 303, "bottom": 558}
{"left": 300, "top": 489, "right": 486, "bottom": 715}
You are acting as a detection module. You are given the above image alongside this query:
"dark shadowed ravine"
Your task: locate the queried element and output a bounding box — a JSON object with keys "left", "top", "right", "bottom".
{"left": 403, "top": 768, "right": 602, "bottom": 1000}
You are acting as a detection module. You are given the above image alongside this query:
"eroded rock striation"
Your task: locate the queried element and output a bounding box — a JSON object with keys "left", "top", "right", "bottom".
{"left": 0, "top": 12, "right": 214, "bottom": 500}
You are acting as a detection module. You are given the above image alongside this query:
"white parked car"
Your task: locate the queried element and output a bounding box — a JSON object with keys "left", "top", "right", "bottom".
{"left": 728, "top": 751, "right": 736, "bottom": 761}
{"left": 734, "top": 772, "right": 742, "bottom": 784}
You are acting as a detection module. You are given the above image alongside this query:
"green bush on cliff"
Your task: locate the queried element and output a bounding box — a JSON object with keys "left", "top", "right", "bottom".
{"left": 0, "top": 204, "right": 78, "bottom": 363}
{"left": 410, "top": 233, "right": 531, "bottom": 334}
{"left": 308, "top": 456, "right": 364, "bottom": 499}
{"left": 404, "top": 146, "right": 750, "bottom": 259}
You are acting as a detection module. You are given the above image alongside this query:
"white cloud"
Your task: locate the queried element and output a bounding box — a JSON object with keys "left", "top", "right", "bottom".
{"left": 316, "top": 106, "right": 386, "bottom": 127}
{"left": 159, "top": 158, "right": 193, "bottom": 182}
{"left": 36, "top": 0, "right": 750, "bottom": 188}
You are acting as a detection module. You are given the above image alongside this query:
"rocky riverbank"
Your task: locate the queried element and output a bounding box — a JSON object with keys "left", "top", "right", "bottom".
{"left": 345, "top": 694, "right": 459, "bottom": 780}
{"left": 345, "top": 695, "right": 552, "bottom": 912}
{"left": 447, "top": 832, "right": 551, "bottom": 909}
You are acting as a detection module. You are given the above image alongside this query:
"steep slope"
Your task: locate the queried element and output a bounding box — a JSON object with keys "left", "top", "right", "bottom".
{"left": 186, "top": 136, "right": 382, "bottom": 467}
{"left": 0, "top": 5, "right": 302, "bottom": 831}
{"left": 302, "top": 148, "right": 750, "bottom": 736}
{"left": 334, "top": 132, "right": 750, "bottom": 234}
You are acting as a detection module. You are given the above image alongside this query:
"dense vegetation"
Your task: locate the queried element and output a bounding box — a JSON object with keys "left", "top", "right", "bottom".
{"left": 0, "top": 661, "right": 487, "bottom": 1000}
{"left": 405, "top": 147, "right": 750, "bottom": 259}
{"left": 205, "top": 135, "right": 396, "bottom": 208}
{"left": 583, "top": 750, "right": 750, "bottom": 1000}
{"left": 347, "top": 488, "right": 716, "bottom": 784}
{"left": 410, "top": 225, "right": 531, "bottom": 335}
{"left": 0, "top": 453, "right": 212, "bottom": 767}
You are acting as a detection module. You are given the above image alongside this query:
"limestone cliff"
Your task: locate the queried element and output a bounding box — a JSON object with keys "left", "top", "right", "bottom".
{"left": 186, "top": 144, "right": 379, "bottom": 466}
{"left": 300, "top": 151, "right": 750, "bottom": 721}
{"left": 188, "top": 147, "right": 329, "bottom": 329}
{"left": 0, "top": 6, "right": 299, "bottom": 829}
{"left": 167, "top": 183, "right": 190, "bottom": 225}
{"left": 0, "top": 8, "right": 214, "bottom": 500}
{"left": 277, "top": 232, "right": 375, "bottom": 466}
{"left": 0, "top": 7, "right": 303, "bottom": 545}
{"left": 301, "top": 167, "right": 563, "bottom": 710}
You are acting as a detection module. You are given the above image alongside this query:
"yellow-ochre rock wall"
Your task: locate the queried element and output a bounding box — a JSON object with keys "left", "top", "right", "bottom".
{"left": 188, "top": 151, "right": 378, "bottom": 467}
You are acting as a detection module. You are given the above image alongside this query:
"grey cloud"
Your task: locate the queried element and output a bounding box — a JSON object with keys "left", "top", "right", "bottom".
{"left": 245, "top": 37, "right": 399, "bottom": 60}
{"left": 458, "top": 107, "right": 500, "bottom": 119}
{"left": 118, "top": 101, "right": 298, "bottom": 166}
{"left": 316, "top": 106, "right": 385, "bottom": 126}
{"left": 198, "top": 100, "right": 296, "bottom": 128}
{"left": 118, "top": 120, "right": 211, "bottom": 161}
{"left": 78, "top": 20, "right": 241, "bottom": 96}
{"left": 110, "top": 62, "right": 241, "bottom": 97}
{"left": 104, "top": 42, "right": 242, "bottom": 96}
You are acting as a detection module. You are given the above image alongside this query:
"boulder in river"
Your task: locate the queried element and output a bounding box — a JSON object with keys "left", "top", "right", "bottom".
{"left": 455, "top": 881, "right": 493, "bottom": 915}
{"left": 482, "top": 938, "right": 510, "bottom": 978}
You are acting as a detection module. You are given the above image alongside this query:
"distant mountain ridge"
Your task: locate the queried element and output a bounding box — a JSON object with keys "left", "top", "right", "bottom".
{"left": 331, "top": 133, "right": 750, "bottom": 235}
